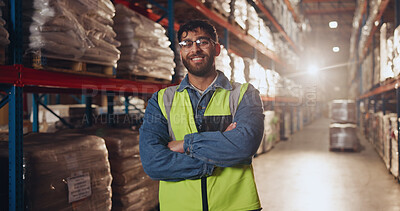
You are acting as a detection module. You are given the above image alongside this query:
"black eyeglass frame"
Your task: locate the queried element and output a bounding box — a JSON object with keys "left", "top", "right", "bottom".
{"left": 178, "top": 37, "right": 217, "bottom": 49}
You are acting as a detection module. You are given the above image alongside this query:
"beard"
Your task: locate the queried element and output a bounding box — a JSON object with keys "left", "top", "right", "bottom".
{"left": 182, "top": 51, "right": 216, "bottom": 77}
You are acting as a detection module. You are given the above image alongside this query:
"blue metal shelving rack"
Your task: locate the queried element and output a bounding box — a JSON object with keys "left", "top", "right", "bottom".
{"left": 355, "top": 0, "right": 399, "bottom": 183}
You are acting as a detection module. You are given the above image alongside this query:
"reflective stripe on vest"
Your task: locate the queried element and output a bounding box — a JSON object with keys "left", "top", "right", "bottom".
{"left": 157, "top": 83, "right": 261, "bottom": 211}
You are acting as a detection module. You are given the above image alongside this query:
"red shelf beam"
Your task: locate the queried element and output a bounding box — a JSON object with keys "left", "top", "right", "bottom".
{"left": 253, "top": 0, "right": 299, "bottom": 54}
{"left": 283, "top": 0, "right": 299, "bottom": 22}
{"left": 0, "top": 65, "right": 169, "bottom": 94}
{"left": 181, "top": 0, "right": 284, "bottom": 66}
{"left": 358, "top": 78, "right": 399, "bottom": 100}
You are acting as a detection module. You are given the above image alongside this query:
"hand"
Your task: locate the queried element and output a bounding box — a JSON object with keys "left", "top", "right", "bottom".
{"left": 168, "top": 140, "right": 185, "bottom": 153}
{"left": 225, "top": 122, "right": 237, "bottom": 132}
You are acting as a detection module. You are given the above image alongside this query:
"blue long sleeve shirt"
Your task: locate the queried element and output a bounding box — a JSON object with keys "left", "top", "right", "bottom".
{"left": 139, "top": 71, "right": 264, "bottom": 181}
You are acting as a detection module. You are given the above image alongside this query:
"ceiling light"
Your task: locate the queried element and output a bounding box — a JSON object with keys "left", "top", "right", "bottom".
{"left": 329, "top": 21, "right": 338, "bottom": 29}
{"left": 333, "top": 47, "right": 340, "bottom": 52}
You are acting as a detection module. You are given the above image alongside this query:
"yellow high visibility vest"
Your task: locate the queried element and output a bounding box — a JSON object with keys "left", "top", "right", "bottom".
{"left": 157, "top": 83, "right": 261, "bottom": 211}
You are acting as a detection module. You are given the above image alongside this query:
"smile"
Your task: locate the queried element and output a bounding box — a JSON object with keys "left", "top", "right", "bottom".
{"left": 190, "top": 56, "right": 205, "bottom": 62}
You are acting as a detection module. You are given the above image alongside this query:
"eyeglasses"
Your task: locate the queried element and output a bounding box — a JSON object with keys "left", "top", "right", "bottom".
{"left": 178, "top": 37, "right": 216, "bottom": 50}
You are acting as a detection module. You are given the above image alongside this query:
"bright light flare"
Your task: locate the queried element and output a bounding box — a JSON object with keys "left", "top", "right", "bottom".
{"left": 332, "top": 47, "right": 340, "bottom": 52}
{"left": 329, "top": 21, "right": 338, "bottom": 29}
{"left": 308, "top": 65, "right": 319, "bottom": 76}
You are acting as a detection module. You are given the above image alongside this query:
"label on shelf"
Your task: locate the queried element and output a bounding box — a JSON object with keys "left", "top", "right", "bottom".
{"left": 67, "top": 172, "right": 92, "bottom": 203}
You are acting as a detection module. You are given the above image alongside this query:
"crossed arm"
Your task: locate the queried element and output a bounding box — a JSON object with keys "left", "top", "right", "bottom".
{"left": 167, "top": 122, "right": 237, "bottom": 153}
{"left": 139, "top": 85, "right": 264, "bottom": 181}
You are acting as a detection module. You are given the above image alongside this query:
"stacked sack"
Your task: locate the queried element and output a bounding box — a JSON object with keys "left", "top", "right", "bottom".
{"left": 259, "top": 19, "right": 275, "bottom": 51}
{"left": 245, "top": 58, "right": 268, "bottom": 96}
{"left": 202, "top": 0, "right": 230, "bottom": 18}
{"left": 59, "top": 127, "right": 159, "bottom": 211}
{"left": 113, "top": 4, "right": 175, "bottom": 81}
{"left": 246, "top": 4, "right": 259, "bottom": 40}
{"left": 215, "top": 46, "right": 232, "bottom": 81}
{"left": 99, "top": 128, "right": 158, "bottom": 211}
{"left": 24, "top": 0, "right": 91, "bottom": 59}
{"left": 265, "top": 69, "right": 281, "bottom": 98}
{"left": 382, "top": 113, "right": 397, "bottom": 171}
{"left": 0, "top": 133, "right": 112, "bottom": 210}
{"left": 75, "top": 0, "right": 121, "bottom": 66}
{"left": 230, "top": 52, "right": 246, "bottom": 83}
{"left": 232, "top": 0, "right": 247, "bottom": 30}
{"left": 24, "top": 0, "right": 120, "bottom": 66}
{"left": 257, "top": 111, "right": 280, "bottom": 154}
{"left": 390, "top": 116, "right": 399, "bottom": 178}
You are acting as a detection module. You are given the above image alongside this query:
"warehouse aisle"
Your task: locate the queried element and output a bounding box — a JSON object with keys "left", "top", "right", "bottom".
{"left": 253, "top": 117, "right": 400, "bottom": 211}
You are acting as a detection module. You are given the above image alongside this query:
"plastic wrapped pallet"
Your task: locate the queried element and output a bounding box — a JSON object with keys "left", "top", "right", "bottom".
{"left": 380, "top": 23, "right": 395, "bottom": 82}
{"left": 202, "top": 0, "right": 230, "bottom": 18}
{"left": 24, "top": 0, "right": 120, "bottom": 66}
{"left": 230, "top": 52, "right": 246, "bottom": 83}
{"left": 0, "top": 133, "right": 112, "bottom": 211}
{"left": 266, "top": 69, "right": 280, "bottom": 98}
{"left": 215, "top": 46, "right": 232, "bottom": 81}
{"left": 376, "top": 112, "right": 384, "bottom": 158}
{"left": 245, "top": 58, "right": 268, "bottom": 95}
{"left": 330, "top": 100, "right": 356, "bottom": 124}
{"left": 114, "top": 4, "right": 175, "bottom": 81}
{"left": 58, "top": 127, "right": 159, "bottom": 211}
{"left": 329, "top": 123, "right": 359, "bottom": 150}
{"left": 259, "top": 20, "right": 275, "bottom": 51}
{"left": 282, "top": 78, "right": 302, "bottom": 98}
{"left": 390, "top": 116, "right": 399, "bottom": 178}
{"left": 232, "top": 0, "right": 247, "bottom": 30}
{"left": 383, "top": 113, "right": 397, "bottom": 170}
{"left": 24, "top": 0, "right": 91, "bottom": 59}
{"left": 263, "top": 111, "right": 279, "bottom": 152}
{"left": 75, "top": 0, "right": 121, "bottom": 66}
{"left": 393, "top": 25, "right": 400, "bottom": 77}
{"left": 246, "top": 5, "right": 259, "bottom": 40}
{"left": 373, "top": 46, "right": 380, "bottom": 86}
{"left": 362, "top": 52, "right": 373, "bottom": 93}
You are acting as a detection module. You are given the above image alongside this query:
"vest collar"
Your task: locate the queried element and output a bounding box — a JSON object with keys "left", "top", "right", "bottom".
{"left": 177, "top": 70, "right": 233, "bottom": 92}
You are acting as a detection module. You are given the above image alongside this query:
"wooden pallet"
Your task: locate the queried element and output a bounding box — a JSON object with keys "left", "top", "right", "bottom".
{"left": 118, "top": 73, "right": 171, "bottom": 84}
{"left": 27, "top": 53, "right": 115, "bottom": 78}
{"left": 329, "top": 145, "right": 359, "bottom": 152}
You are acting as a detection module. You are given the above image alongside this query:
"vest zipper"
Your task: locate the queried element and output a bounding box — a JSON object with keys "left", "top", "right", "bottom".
{"left": 201, "top": 177, "right": 209, "bottom": 211}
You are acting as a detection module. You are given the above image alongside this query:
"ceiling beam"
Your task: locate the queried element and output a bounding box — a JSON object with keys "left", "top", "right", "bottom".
{"left": 305, "top": 7, "right": 355, "bottom": 15}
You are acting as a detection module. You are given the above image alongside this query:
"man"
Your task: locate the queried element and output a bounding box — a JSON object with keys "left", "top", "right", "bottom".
{"left": 139, "top": 20, "right": 264, "bottom": 211}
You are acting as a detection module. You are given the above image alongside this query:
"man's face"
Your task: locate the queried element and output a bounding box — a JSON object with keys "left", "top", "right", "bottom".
{"left": 180, "top": 28, "right": 220, "bottom": 77}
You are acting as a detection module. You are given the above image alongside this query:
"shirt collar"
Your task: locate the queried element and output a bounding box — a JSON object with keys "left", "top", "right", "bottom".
{"left": 177, "top": 70, "right": 233, "bottom": 92}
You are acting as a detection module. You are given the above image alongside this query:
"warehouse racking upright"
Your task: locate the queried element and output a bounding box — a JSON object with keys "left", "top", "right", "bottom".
{"left": 0, "top": 0, "right": 171, "bottom": 210}
{"left": 1, "top": 0, "right": 314, "bottom": 210}
{"left": 348, "top": 0, "right": 400, "bottom": 182}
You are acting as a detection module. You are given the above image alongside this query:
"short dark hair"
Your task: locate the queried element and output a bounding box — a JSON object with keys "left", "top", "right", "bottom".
{"left": 177, "top": 20, "right": 218, "bottom": 43}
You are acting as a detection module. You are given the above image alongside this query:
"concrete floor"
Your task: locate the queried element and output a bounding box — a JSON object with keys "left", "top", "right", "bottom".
{"left": 253, "top": 117, "right": 400, "bottom": 211}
